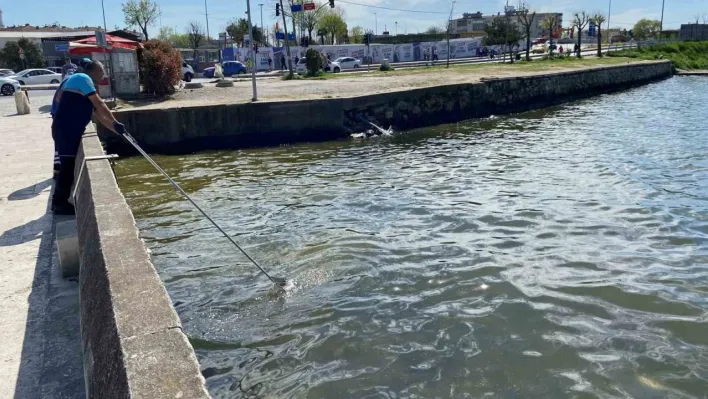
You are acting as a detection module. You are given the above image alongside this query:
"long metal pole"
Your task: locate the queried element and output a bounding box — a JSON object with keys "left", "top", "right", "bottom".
{"left": 246, "top": 0, "right": 258, "bottom": 101}
{"left": 120, "top": 132, "right": 286, "bottom": 286}
{"left": 659, "top": 0, "right": 665, "bottom": 37}
{"left": 204, "top": 0, "right": 211, "bottom": 41}
{"left": 100, "top": 0, "right": 115, "bottom": 97}
{"left": 279, "top": 0, "right": 294, "bottom": 75}
{"left": 375, "top": 13, "right": 377, "bottom": 35}
{"left": 607, "top": 0, "right": 611, "bottom": 35}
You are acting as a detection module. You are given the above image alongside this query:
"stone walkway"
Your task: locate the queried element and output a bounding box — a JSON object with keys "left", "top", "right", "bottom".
{"left": 0, "top": 94, "right": 84, "bottom": 398}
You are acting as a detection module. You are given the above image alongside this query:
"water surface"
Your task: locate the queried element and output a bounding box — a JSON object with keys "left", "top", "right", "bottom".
{"left": 116, "top": 77, "right": 708, "bottom": 398}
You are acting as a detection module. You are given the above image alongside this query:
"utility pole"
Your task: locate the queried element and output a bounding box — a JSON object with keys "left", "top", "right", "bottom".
{"left": 246, "top": 0, "right": 258, "bottom": 101}
{"left": 375, "top": 13, "right": 377, "bottom": 35}
{"left": 607, "top": 0, "right": 611, "bottom": 35}
{"left": 100, "top": 0, "right": 115, "bottom": 97}
{"left": 259, "top": 3, "right": 265, "bottom": 45}
{"left": 204, "top": 0, "right": 210, "bottom": 41}
{"left": 279, "top": 0, "right": 294, "bottom": 76}
{"left": 446, "top": 0, "right": 455, "bottom": 68}
{"left": 659, "top": 0, "right": 665, "bottom": 38}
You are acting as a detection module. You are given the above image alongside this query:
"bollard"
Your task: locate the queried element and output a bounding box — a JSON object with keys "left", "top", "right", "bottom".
{"left": 56, "top": 219, "right": 80, "bottom": 278}
{"left": 14, "top": 91, "right": 30, "bottom": 115}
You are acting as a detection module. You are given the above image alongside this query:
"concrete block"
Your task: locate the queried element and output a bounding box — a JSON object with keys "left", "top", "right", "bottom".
{"left": 14, "top": 91, "right": 30, "bottom": 115}
{"left": 56, "top": 219, "right": 79, "bottom": 278}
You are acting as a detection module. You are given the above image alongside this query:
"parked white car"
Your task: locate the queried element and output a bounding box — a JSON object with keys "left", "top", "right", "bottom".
{"left": 7, "top": 69, "right": 62, "bottom": 85}
{"left": 296, "top": 58, "right": 308, "bottom": 74}
{"left": 330, "top": 57, "right": 361, "bottom": 72}
{"left": 0, "top": 68, "right": 15, "bottom": 77}
{"left": 182, "top": 61, "right": 195, "bottom": 82}
{"left": 0, "top": 76, "right": 22, "bottom": 96}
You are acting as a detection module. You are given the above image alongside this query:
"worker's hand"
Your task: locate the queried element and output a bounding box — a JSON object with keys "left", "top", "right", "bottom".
{"left": 113, "top": 121, "right": 126, "bottom": 136}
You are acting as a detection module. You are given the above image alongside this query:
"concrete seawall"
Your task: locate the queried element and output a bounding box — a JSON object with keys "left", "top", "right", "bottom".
{"left": 102, "top": 60, "right": 673, "bottom": 154}
{"left": 73, "top": 126, "right": 210, "bottom": 398}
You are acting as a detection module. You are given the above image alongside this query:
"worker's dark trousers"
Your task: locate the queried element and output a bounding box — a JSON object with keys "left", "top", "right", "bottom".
{"left": 53, "top": 156, "right": 76, "bottom": 206}
{"left": 51, "top": 124, "right": 80, "bottom": 207}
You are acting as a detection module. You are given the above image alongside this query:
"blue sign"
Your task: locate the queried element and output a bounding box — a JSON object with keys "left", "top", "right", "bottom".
{"left": 588, "top": 24, "right": 596, "bottom": 37}
{"left": 290, "top": 4, "right": 302, "bottom": 12}
{"left": 288, "top": 32, "right": 295, "bottom": 40}
{"left": 276, "top": 31, "right": 285, "bottom": 40}
{"left": 55, "top": 44, "right": 69, "bottom": 52}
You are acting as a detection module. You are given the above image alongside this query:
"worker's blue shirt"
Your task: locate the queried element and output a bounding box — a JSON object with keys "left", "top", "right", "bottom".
{"left": 50, "top": 80, "right": 68, "bottom": 117}
{"left": 52, "top": 73, "right": 97, "bottom": 156}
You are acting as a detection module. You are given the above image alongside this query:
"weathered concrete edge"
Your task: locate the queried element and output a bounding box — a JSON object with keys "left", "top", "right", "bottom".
{"left": 73, "top": 125, "right": 210, "bottom": 398}
{"left": 102, "top": 60, "right": 674, "bottom": 155}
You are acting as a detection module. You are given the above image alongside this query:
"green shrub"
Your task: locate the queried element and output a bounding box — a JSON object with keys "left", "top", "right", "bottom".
{"left": 379, "top": 63, "right": 395, "bottom": 71}
{"left": 608, "top": 41, "right": 708, "bottom": 70}
{"left": 305, "top": 48, "right": 323, "bottom": 76}
{"left": 138, "top": 40, "right": 181, "bottom": 96}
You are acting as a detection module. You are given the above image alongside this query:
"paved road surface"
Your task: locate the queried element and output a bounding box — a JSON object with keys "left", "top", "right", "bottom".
{"left": 0, "top": 94, "right": 84, "bottom": 398}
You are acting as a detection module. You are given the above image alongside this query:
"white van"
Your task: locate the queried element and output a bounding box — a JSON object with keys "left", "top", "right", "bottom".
{"left": 182, "top": 61, "right": 195, "bottom": 82}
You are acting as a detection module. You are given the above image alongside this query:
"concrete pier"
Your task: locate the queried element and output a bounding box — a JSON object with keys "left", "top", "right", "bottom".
{"left": 0, "top": 94, "right": 85, "bottom": 397}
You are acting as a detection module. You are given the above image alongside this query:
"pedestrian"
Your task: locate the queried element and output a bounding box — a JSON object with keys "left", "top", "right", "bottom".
{"left": 246, "top": 57, "right": 252, "bottom": 72}
{"left": 51, "top": 59, "right": 125, "bottom": 215}
{"left": 559, "top": 45, "right": 564, "bottom": 54}
{"left": 268, "top": 56, "right": 273, "bottom": 71}
{"left": 295, "top": 55, "right": 299, "bottom": 66}
{"left": 60, "top": 57, "right": 77, "bottom": 81}
{"left": 280, "top": 54, "right": 286, "bottom": 70}
{"left": 432, "top": 47, "right": 438, "bottom": 62}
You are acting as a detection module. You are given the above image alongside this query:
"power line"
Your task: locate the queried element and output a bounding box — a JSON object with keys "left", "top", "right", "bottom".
{"left": 336, "top": 0, "right": 448, "bottom": 15}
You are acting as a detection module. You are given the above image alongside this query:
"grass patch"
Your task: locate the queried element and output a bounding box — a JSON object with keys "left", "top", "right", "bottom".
{"left": 296, "top": 56, "right": 634, "bottom": 81}
{"left": 607, "top": 41, "right": 708, "bottom": 70}
{"left": 281, "top": 73, "right": 303, "bottom": 81}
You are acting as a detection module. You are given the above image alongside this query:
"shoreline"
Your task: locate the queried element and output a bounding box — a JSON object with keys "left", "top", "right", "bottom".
{"left": 102, "top": 60, "right": 673, "bottom": 155}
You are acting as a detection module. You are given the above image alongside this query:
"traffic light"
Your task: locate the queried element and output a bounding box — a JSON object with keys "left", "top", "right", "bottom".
{"left": 364, "top": 34, "right": 369, "bottom": 45}
{"left": 253, "top": 44, "right": 259, "bottom": 53}
{"left": 275, "top": 3, "right": 280, "bottom": 16}
{"left": 329, "top": 0, "right": 334, "bottom": 8}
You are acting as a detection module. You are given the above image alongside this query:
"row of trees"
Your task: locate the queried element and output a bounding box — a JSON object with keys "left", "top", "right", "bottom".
{"left": 0, "top": 38, "right": 45, "bottom": 71}
{"left": 481, "top": 7, "right": 609, "bottom": 64}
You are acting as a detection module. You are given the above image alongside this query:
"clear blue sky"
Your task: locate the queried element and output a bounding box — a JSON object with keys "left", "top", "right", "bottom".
{"left": 2, "top": 0, "right": 705, "bottom": 38}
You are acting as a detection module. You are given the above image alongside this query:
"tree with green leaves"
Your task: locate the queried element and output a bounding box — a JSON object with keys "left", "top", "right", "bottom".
{"left": 302, "top": 2, "right": 327, "bottom": 42}
{"left": 0, "top": 38, "right": 44, "bottom": 71}
{"left": 350, "top": 26, "right": 364, "bottom": 43}
{"left": 516, "top": 4, "right": 537, "bottom": 61}
{"left": 632, "top": 19, "right": 661, "bottom": 40}
{"left": 225, "top": 18, "right": 264, "bottom": 46}
{"left": 592, "top": 13, "right": 606, "bottom": 57}
{"left": 318, "top": 9, "right": 347, "bottom": 45}
{"left": 121, "top": 0, "right": 160, "bottom": 40}
{"left": 157, "top": 26, "right": 191, "bottom": 48}
{"left": 426, "top": 26, "right": 444, "bottom": 35}
{"left": 484, "top": 15, "right": 522, "bottom": 63}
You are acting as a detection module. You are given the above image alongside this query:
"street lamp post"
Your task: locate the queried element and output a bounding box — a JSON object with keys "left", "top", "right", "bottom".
{"left": 375, "top": 13, "right": 377, "bottom": 35}
{"left": 246, "top": 0, "right": 258, "bottom": 101}
{"left": 395, "top": 21, "right": 398, "bottom": 36}
{"left": 659, "top": 0, "right": 665, "bottom": 38}
{"left": 204, "top": 0, "right": 210, "bottom": 41}
{"left": 259, "top": 3, "right": 265, "bottom": 45}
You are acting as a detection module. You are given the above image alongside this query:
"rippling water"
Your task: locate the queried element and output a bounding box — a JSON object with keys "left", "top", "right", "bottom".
{"left": 116, "top": 77, "right": 708, "bottom": 398}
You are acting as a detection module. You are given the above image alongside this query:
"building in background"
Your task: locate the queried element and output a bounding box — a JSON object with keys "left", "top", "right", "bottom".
{"left": 0, "top": 21, "right": 143, "bottom": 67}
{"left": 451, "top": 7, "right": 563, "bottom": 40}
{"left": 680, "top": 24, "right": 708, "bottom": 41}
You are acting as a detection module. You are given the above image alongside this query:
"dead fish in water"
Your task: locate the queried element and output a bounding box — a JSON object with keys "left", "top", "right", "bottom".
{"left": 351, "top": 127, "right": 394, "bottom": 139}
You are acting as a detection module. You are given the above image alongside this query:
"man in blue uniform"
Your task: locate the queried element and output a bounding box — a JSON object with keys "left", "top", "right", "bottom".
{"left": 52, "top": 59, "right": 125, "bottom": 215}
